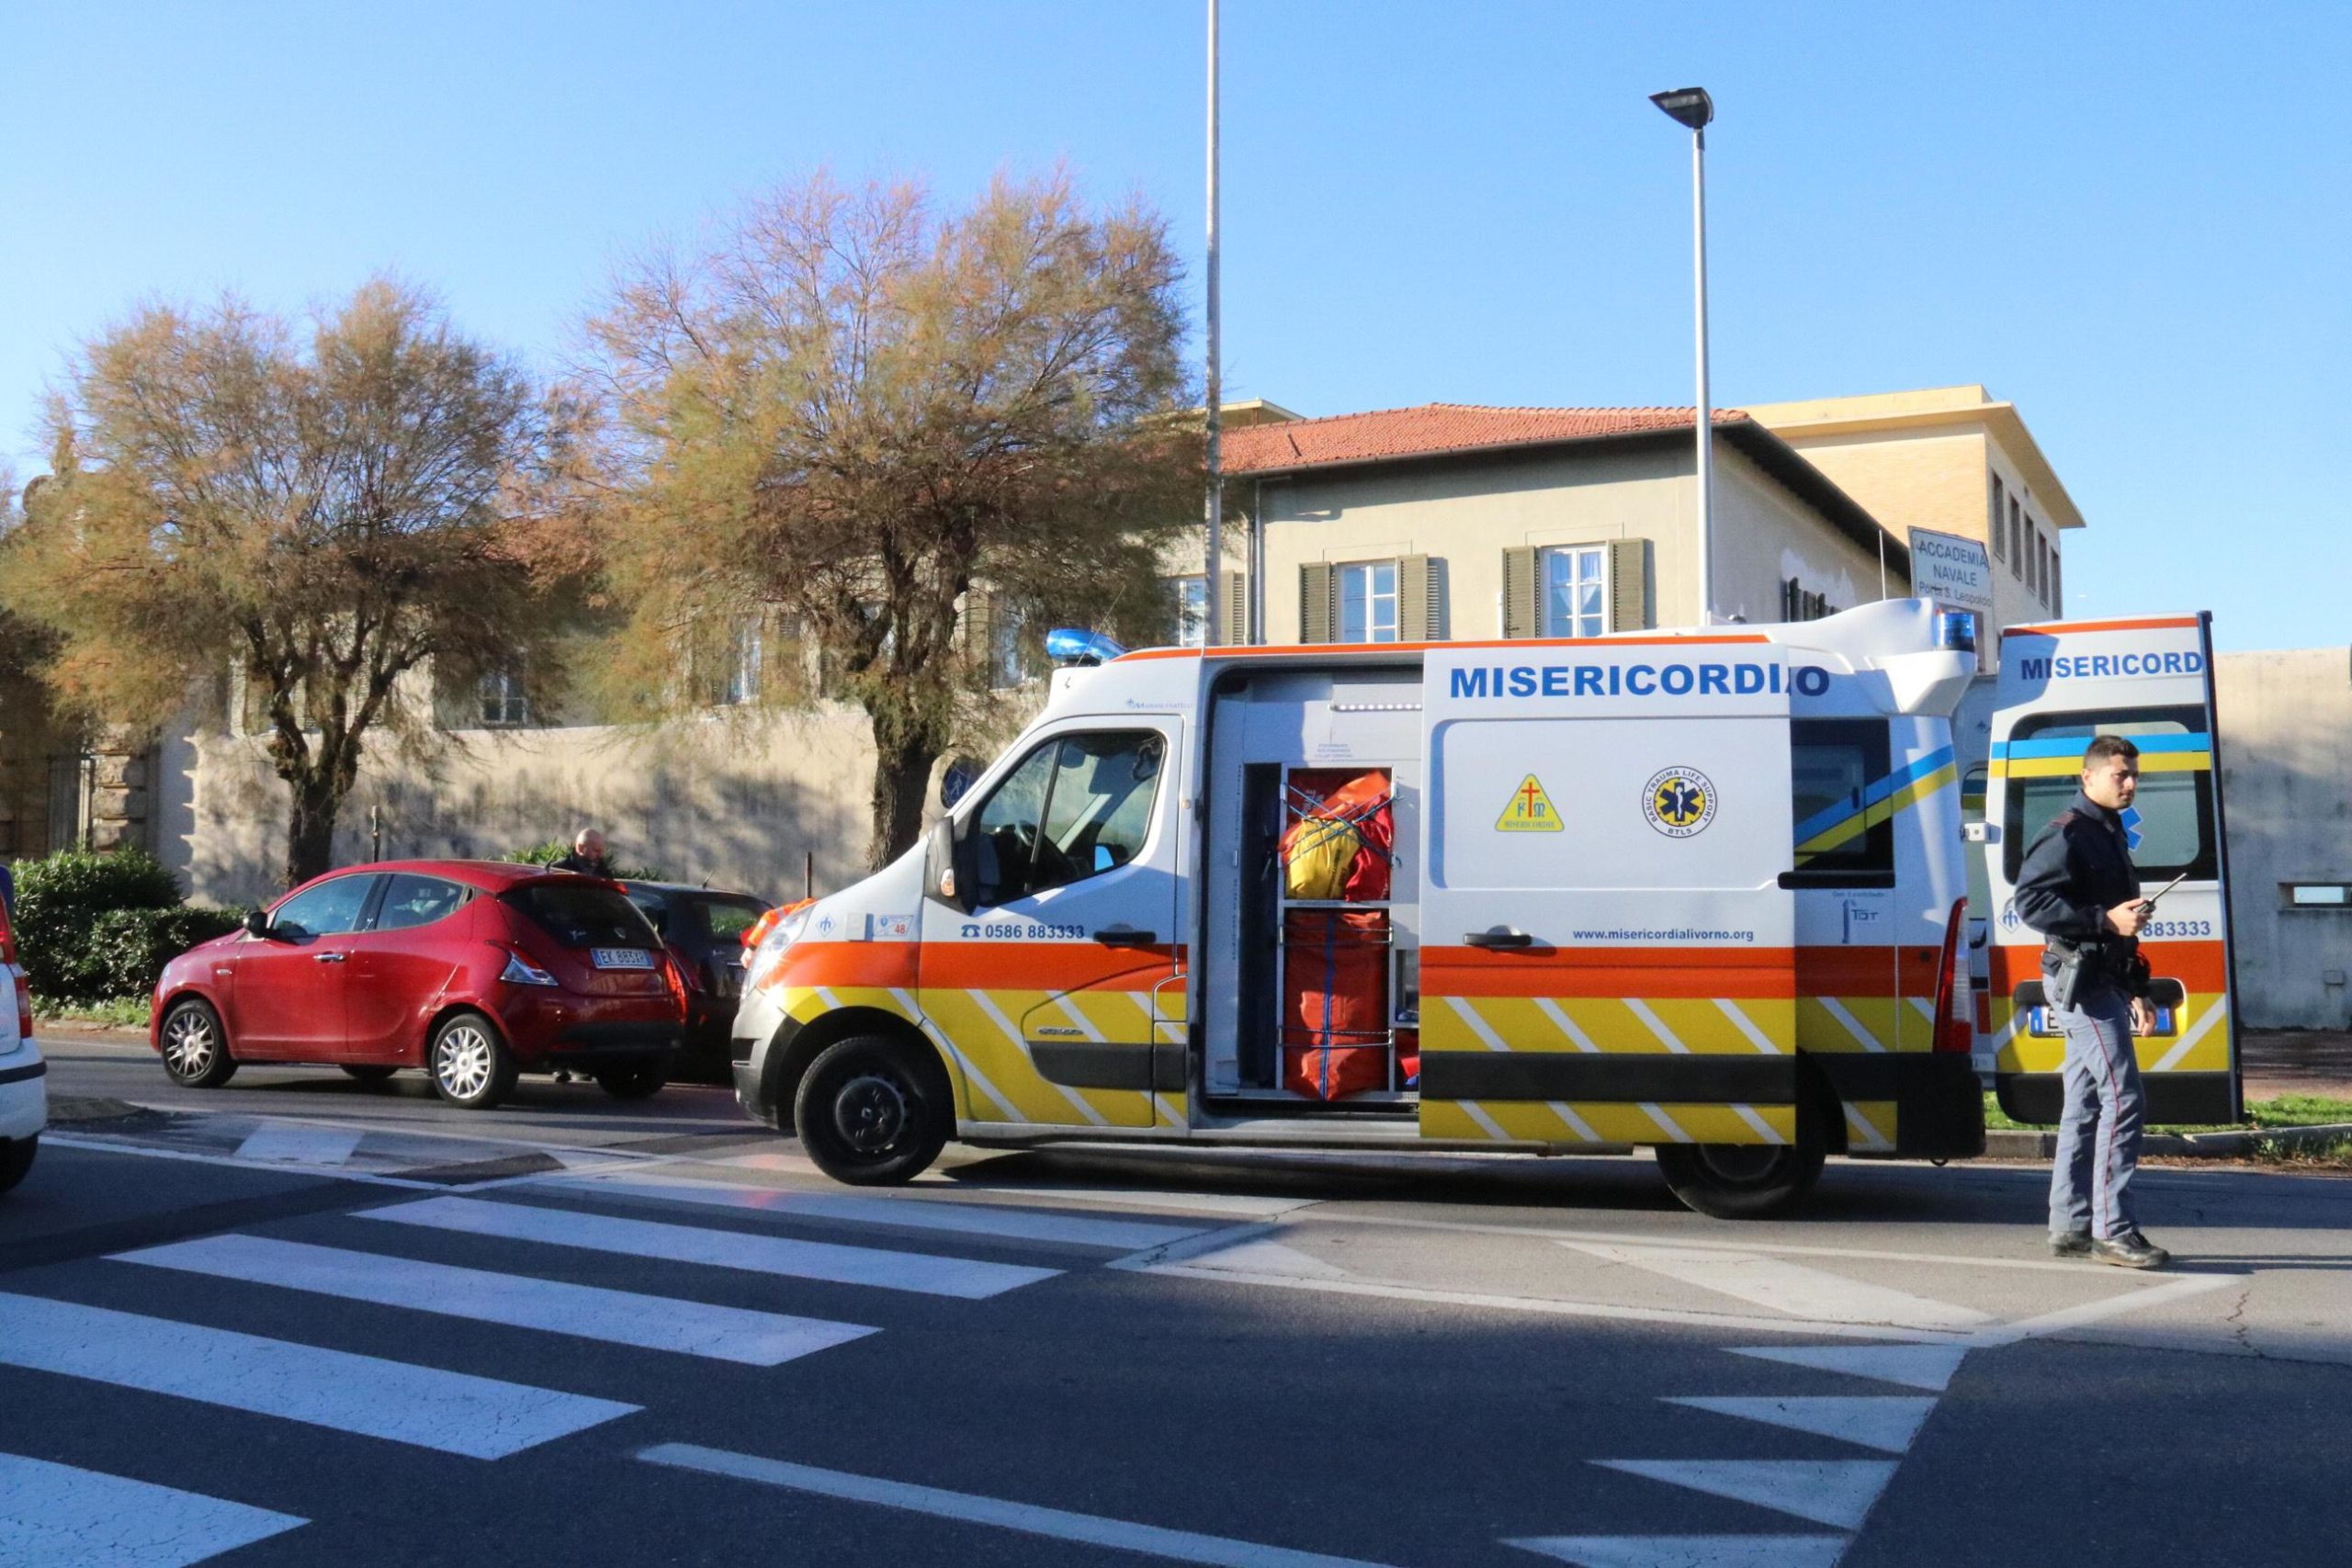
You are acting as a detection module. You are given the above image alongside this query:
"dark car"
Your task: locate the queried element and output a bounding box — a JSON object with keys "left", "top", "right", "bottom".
{"left": 620, "top": 882, "right": 770, "bottom": 1080}
{"left": 150, "top": 860, "right": 685, "bottom": 1110}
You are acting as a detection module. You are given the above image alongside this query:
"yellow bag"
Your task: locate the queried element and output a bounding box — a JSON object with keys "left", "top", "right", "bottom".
{"left": 1281, "top": 815, "right": 1356, "bottom": 899}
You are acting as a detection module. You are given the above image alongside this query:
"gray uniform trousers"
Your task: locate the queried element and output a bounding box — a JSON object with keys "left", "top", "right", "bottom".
{"left": 2047, "top": 983, "right": 2145, "bottom": 1239}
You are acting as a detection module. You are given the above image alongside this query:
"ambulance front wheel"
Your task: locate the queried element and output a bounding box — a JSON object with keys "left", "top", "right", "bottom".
{"left": 794, "top": 1034, "right": 953, "bottom": 1186}
{"left": 1654, "top": 1135, "right": 1826, "bottom": 1220}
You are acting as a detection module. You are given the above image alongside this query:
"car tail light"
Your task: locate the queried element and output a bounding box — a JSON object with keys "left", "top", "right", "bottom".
{"left": 1931, "top": 897, "right": 1973, "bottom": 1055}
{"left": 661, "top": 953, "right": 689, "bottom": 1014}
{"left": 671, "top": 946, "right": 707, "bottom": 994}
{"left": 498, "top": 950, "right": 560, "bottom": 987}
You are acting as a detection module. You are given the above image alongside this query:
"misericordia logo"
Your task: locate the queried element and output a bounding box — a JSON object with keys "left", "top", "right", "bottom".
{"left": 1643, "top": 766, "right": 1718, "bottom": 838}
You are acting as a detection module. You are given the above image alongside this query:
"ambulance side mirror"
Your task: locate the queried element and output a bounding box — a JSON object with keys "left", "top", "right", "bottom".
{"left": 923, "top": 818, "right": 975, "bottom": 915}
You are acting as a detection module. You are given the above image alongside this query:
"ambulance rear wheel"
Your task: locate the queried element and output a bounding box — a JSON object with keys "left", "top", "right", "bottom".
{"left": 1655, "top": 1135, "right": 1826, "bottom": 1220}
{"left": 795, "top": 1034, "right": 951, "bottom": 1186}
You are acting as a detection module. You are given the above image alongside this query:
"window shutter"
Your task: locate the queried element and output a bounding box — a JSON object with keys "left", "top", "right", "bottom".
{"left": 961, "top": 587, "right": 995, "bottom": 690}
{"left": 1299, "top": 562, "right": 1335, "bottom": 644}
{"left": 1501, "top": 547, "right": 1539, "bottom": 638}
{"left": 1220, "top": 570, "right": 1249, "bottom": 645}
{"left": 1396, "top": 554, "right": 1446, "bottom": 641}
{"left": 1607, "top": 539, "right": 1649, "bottom": 632}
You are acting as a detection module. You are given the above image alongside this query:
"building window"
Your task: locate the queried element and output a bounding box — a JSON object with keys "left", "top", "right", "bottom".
{"left": 2050, "top": 551, "right": 2062, "bottom": 615}
{"left": 478, "top": 671, "right": 528, "bottom": 727}
{"left": 1541, "top": 547, "right": 1607, "bottom": 638}
{"left": 2008, "top": 499, "right": 2023, "bottom": 579}
{"left": 1337, "top": 560, "right": 1398, "bottom": 643}
{"left": 2033, "top": 529, "right": 2049, "bottom": 604}
{"left": 719, "top": 617, "right": 762, "bottom": 705}
{"left": 2285, "top": 884, "right": 2350, "bottom": 908}
{"left": 1169, "top": 575, "right": 1209, "bottom": 649}
{"left": 1990, "top": 475, "right": 2007, "bottom": 559}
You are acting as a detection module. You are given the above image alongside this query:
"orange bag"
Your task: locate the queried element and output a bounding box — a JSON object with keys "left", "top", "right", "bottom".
{"left": 1283, "top": 908, "right": 1390, "bottom": 1100}
{"left": 1279, "top": 771, "right": 1395, "bottom": 903}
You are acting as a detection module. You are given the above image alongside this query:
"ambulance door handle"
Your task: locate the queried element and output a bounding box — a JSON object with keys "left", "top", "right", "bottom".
{"left": 1094, "top": 927, "right": 1158, "bottom": 948}
{"left": 1463, "top": 928, "right": 1533, "bottom": 950}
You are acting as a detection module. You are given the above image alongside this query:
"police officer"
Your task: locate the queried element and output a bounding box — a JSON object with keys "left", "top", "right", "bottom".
{"left": 2013, "top": 734, "right": 2167, "bottom": 1269}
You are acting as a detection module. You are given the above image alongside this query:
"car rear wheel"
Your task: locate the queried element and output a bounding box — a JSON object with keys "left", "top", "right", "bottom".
{"left": 160, "top": 999, "right": 238, "bottom": 1089}
{"left": 793, "top": 1034, "right": 952, "bottom": 1187}
{"left": 429, "top": 1012, "right": 516, "bottom": 1111}
{"left": 0, "top": 1135, "right": 36, "bottom": 1194}
{"left": 340, "top": 1065, "right": 398, "bottom": 1085}
{"left": 1654, "top": 1133, "right": 1827, "bottom": 1220}
{"left": 594, "top": 1057, "right": 669, "bottom": 1100}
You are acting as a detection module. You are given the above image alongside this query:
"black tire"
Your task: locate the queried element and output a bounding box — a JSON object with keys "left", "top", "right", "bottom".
{"left": 428, "top": 1011, "right": 516, "bottom": 1111}
{"left": 1655, "top": 1134, "right": 1827, "bottom": 1220}
{"left": 793, "top": 1033, "right": 952, "bottom": 1186}
{"left": 159, "top": 998, "right": 238, "bottom": 1089}
{"left": 594, "top": 1056, "right": 669, "bottom": 1100}
{"left": 340, "top": 1064, "right": 399, "bottom": 1085}
{"left": 0, "top": 1135, "right": 36, "bottom": 1195}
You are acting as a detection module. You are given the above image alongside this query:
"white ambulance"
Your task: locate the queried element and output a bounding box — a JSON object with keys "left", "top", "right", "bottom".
{"left": 1958, "top": 613, "right": 2241, "bottom": 1127}
{"left": 0, "top": 893, "right": 45, "bottom": 1195}
{"left": 729, "top": 598, "right": 2238, "bottom": 1217}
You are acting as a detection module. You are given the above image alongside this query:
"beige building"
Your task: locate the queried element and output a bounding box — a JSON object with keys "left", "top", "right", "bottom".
{"left": 1747, "top": 386, "right": 2081, "bottom": 641}
{"left": 1198, "top": 402, "right": 1909, "bottom": 648}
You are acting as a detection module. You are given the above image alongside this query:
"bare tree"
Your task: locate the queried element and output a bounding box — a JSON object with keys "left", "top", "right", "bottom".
{"left": 0, "top": 281, "right": 578, "bottom": 887}
{"left": 582, "top": 170, "right": 1195, "bottom": 869}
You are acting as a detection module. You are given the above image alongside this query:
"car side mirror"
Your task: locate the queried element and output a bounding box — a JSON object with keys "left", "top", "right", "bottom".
{"left": 923, "top": 818, "right": 974, "bottom": 915}
{"left": 242, "top": 908, "right": 271, "bottom": 940}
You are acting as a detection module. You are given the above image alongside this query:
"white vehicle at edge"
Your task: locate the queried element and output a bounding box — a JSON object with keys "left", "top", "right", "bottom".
{"left": 0, "top": 898, "right": 46, "bottom": 1194}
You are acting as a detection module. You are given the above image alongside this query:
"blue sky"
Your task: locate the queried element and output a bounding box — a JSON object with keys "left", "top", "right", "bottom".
{"left": 3, "top": 1, "right": 2345, "bottom": 649}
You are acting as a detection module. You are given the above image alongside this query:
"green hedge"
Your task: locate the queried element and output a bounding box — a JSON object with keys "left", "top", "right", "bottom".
{"left": 9, "top": 849, "right": 246, "bottom": 1003}
{"left": 505, "top": 841, "right": 666, "bottom": 882}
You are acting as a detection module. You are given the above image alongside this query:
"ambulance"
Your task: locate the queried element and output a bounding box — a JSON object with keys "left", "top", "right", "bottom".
{"left": 1960, "top": 613, "right": 2241, "bottom": 1128}
{"left": 729, "top": 598, "right": 2237, "bottom": 1217}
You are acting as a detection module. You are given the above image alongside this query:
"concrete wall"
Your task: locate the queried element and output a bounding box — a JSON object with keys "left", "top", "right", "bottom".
{"left": 164, "top": 707, "right": 891, "bottom": 908}
{"left": 2216, "top": 649, "right": 2352, "bottom": 1030}
{"left": 1251, "top": 435, "right": 1895, "bottom": 641}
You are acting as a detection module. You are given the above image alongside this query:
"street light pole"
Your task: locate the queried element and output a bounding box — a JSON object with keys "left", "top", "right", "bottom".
{"left": 1203, "top": 0, "right": 1225, "bottom": 644}
{"left": 1651, "top": 86, "right": 1715, "bottom": 626}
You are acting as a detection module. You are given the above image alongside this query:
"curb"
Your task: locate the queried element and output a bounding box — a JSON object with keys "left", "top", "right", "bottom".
{"left": 1983, "top": 1122, "right": 2352, "bottom": 1160}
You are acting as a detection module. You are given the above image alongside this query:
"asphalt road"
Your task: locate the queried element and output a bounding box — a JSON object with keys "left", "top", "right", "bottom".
{"left": 7, "top": 1029, "right": 2352, "bottom": 1567}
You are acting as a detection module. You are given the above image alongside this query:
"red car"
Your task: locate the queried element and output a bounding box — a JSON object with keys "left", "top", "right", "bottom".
{"left": 150, "top": 860, "right": 685, "bottom": 1110}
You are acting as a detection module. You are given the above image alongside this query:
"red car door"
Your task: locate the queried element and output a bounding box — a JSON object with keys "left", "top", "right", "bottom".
{"left": 344, "top": 872, "right": 474, "bottom": 1064}
{"left": 230, "top": 874, "right": 381, "bottom": 1059}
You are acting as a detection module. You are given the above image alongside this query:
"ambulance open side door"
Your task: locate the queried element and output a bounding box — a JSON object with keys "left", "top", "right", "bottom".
{"left": 1982, "top": 614, "right": 2242, "bottom": 1125}
{"left": 1415, "top": 640, "right": 1803, "bottom": 1148}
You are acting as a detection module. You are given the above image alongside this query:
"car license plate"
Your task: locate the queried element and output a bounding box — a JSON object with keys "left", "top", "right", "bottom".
{"left": 592, "top": 948, "right": 655, "bottom": 970}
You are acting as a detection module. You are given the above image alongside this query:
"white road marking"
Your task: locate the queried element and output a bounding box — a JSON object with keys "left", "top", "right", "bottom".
{"left": 232, "top": 1123, "right": 365, "bottom": 1166}
{"left": 1595, "top": 1459, "right": 1897, "bottom": 1530}
{"left": 1506, "top": 1535, "right": 1849, "bottom": 1568}
{"left": 1177, "top": 1236, "right": 1350, "bottom": 1279}
{"left": 1727, "top": 1343, "right": 1971, "bottom": 1392}
{"left": 549, "top": 1175, "right": 1207, "bottom": 1251}
{"left": 112, "top": 1234, "right": 876, "bottom": 1368}
{"left": 1111, "top": 1263, "right": 1966, "bottom": 1341}
{"left": 0, "top": 1292, "right": 635, "bottom": 1458}
{"left": 945, "top": 1183, "right": 1316, "bottom": 1218}
{"left": 1560, "top": 1242, "right": 1992, "bottom": 1332}
{"left": 0, "top": 1451, "right": 307, "bottom": 1567}
{"left": 639, "top": 1443, "right": 1410, "bottom": 1568}
{"left": 358, "top": 1195, "right": 1058, "bottom": 1299}
{"left": 1666, "top": 1395, "right": 1938, "bottom": 1455}
{"left": 1967, "top": 1270, "right": 2238, "bottom": 1346}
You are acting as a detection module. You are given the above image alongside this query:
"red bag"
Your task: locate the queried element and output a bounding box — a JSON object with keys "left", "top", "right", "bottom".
{"left": 1282, "top": 908, "right": 1390, "bottom": 1100}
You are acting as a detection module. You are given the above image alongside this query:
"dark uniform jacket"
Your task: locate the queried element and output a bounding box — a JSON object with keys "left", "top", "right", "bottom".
{"left": 552, "top": 852, "right": 614, "bottom": 879}
{"left": 2013, "top": 789, "right": 2145, "bottom": 995}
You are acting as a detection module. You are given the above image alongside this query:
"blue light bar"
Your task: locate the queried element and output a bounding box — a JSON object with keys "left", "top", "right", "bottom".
{"left": 1046, "top": 627, "right": 1127, "bottom": 666}
{"left": 1935, "top": 611, "right": 1977, "bottom": 653}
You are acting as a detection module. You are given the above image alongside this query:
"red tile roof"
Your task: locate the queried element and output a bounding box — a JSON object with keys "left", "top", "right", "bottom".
{"left": 1222, "top": 402, "right": 1747, "bottom": 475}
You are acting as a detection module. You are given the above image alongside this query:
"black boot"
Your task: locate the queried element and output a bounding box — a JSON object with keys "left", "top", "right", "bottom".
{"left": 2049, "top": 1230, "right": 2092, "bottom": 1258}
{"left": 2090, "top": 1231, "right": 2169, "bottom": 1269}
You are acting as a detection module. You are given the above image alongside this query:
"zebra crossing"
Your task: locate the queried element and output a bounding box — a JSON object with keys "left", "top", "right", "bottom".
{"left": 0, "top": 1170, "right": 1217, "bottom": 1567}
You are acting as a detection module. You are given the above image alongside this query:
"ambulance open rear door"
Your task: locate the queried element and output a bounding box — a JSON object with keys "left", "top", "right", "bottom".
{"left": 1415, "top": 639, "right": 1803, "bottom": 1149}
{"left": 1983, "top": 614, "right": 2242, "bottom": 1124}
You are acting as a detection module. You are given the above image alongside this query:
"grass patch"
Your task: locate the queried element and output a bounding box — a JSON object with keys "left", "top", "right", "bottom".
{"left": 32, "top": 996, "right": 151, "bottom": 1030}
{"left": 1982, "top": 1090, "right": 2352, "bottom": 1136}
